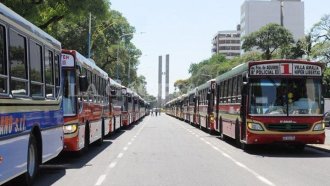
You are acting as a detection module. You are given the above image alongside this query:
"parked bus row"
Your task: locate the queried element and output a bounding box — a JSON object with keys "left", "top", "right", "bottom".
{"left": 0, "top": 4, "right": 149, "bottom": 185}
{"left": 165, "top": 59, "right": 325, "bottom": 151}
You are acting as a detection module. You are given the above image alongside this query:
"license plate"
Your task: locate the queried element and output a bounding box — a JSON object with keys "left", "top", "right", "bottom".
{"left": 283, "top": 136, "right": 295, "bottom": 141}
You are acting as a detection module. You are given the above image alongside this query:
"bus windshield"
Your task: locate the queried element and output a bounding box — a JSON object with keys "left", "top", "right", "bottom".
{"left": 249, "top": 78, "right": 322, "bottom": 116}
{"left": 63, "top": 70, "right": 76, "bottom": 116}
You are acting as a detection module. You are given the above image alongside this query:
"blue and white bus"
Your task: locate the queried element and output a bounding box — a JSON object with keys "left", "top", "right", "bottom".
{"left": 0, "top": 4, "right": 63, "bottom": 185}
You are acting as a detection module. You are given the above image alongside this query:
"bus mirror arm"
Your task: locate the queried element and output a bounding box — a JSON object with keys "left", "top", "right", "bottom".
{"left": 79, "top": 75, "right": 89, "bottom": 92}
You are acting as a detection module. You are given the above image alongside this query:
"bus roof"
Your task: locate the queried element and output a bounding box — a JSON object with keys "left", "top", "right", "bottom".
{"left": 215, "top": 62, "right": 247, "bottom": 83}
{"left": 0, "top": 3, "right": 61, "bottom": 48}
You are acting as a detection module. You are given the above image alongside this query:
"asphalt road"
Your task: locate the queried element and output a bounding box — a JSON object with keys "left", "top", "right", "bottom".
{"left": 5, "top": 114, "right": 330, "bottom": 186}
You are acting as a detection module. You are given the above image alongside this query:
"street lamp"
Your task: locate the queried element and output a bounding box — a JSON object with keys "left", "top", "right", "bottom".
{"left": 116, "top": 33, "right": 134, "bottom": 84}
{"left": 116, "top": 32, "right": 145, "bottom": 84}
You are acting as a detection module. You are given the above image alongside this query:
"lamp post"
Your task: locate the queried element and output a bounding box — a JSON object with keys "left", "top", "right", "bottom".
{"left": 280, "top": 0, "right": 284, "bottom": 26}
{"left": 116, "top": 33, "right": 134, "bottom": 84}
{"left": 116, "top": 32, "right": 145, "bottom": 84}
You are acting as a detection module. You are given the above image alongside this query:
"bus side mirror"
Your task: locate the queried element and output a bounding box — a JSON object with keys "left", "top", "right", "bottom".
{"left": 79, "top": 75, "right": 88, "bottom": 92}
{"left": 242, "top": 75, "right": 248, "bottom": 85}
{"left": 111, "top": 90, "right": 116, "bottom": 95}
{"left": 193, "top": 97, "right": 196, "bottom": 102}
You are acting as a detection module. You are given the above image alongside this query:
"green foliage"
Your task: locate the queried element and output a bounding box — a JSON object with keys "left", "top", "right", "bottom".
{"left": 1, "top": 0, "right": 151, "bottom": 97}
{"left": 174, "top": 79, "right": 190, "bottom": 94}
{"left": 242, "top": 23, "right": 294, "bottom": 60}
{"left": 311, "top": 14, "right": 330, "bottom": 42}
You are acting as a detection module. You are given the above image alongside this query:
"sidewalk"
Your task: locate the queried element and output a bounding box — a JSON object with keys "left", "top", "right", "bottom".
{"left": 307, "top": 127, "right": 330, "bottom": 152}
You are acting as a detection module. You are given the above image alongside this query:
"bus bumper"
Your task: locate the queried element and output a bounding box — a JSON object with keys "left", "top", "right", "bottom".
{"left": 246, "top": 132, "right": 325, "bottom": 145}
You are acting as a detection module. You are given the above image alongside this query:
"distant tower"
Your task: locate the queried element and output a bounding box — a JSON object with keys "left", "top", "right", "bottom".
{"left": 158, "top": 56, "right": 162, "bottom": 107}
{"left": 165, "top": 54, "right": 169, "bottom": 103}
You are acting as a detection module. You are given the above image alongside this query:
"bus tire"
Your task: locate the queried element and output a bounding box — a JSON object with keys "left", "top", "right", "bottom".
{"left": 96, "top": 122, "right": 104, "bottom": 146}
{"left": 235, "top": 120, "right": 241, "bottom": 147}
{"left": 23, "top": 134, "right": 39, "bottom": 185}
{"left": 84, "top": 123, "right": 90, "bottom": 151}
{"left": 219, "top": 117, "right": 223, "bottom": 138}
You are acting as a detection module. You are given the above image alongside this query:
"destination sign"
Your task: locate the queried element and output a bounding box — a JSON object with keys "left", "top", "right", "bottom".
{"left": 61, "top": 54, "right": 74, "bottom": 67}
{"left": 250, "top": 63, "right": 321, "bottom": 76}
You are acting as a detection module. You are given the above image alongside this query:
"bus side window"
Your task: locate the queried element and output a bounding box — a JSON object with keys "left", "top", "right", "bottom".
{"left": 29, "top": 40, "right": 44, "bottom": 98}
{"left": 9, "top": 29, "right": 28, "bottom": 96}
{"left": 54, "top": 53, "right": 60, "bottom": 97}
{"left": 45, "top": 49, "right": 54, "bottom": 99}
{"left": 0, "top": 25, "right": 7, "bottom": 94}
{"left": 232, "top": 76, "right": 237, "bottom": 103}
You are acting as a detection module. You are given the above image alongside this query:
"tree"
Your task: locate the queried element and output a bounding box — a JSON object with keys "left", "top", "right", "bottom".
{"left": 311, "top": 14, "right": 330, "bottom": 42}
{"left": 242, "top": 23, "right": 294, "bottom": 60}
{"left": 174, "top": 79, "right": 190, "bottom": 94}
{"left": 1, "top": 1, "right": 151, "bottom": 97}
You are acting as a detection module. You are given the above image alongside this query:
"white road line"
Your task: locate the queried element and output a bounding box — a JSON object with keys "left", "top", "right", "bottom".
{"left": 117, "top": 153, "right": 124, "bottom": 159}
{"left": 123, "top": 146, "right": 128, "bottom": 151}
{"left": 212, "top": 146, "right": 219, "bottom": 151}
{"left": 128, "top": 142, "right": 132, "bottom": 145}
{"left": 95, "top": 174, "right": 106, "bottom": 186}
{"left": 205, "top": 139, "right": 274, "bottom": 186}
{"left": 109, "top": 162, "right": 117, "bottom": 168}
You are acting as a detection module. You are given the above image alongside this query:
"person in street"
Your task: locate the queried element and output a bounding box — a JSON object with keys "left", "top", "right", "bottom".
{"left": 150, "top": 109, "right": 153, "bottom": 116}
{"left": 155, "top": 108, "right": 158, "bottom": 116}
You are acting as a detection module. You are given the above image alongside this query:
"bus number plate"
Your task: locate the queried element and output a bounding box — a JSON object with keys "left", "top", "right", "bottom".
{"left": 283, "top": 136, "right": 295, "bottom": 141}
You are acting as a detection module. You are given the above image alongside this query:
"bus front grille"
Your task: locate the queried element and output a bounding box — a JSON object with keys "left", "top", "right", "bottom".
{"left": 266, "top": 124, "right": 310, "bottom": 132}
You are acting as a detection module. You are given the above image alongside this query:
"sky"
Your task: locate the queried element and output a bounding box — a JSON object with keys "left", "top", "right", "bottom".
{"left": 110, "top": 0, "right": 330, "bottom": 98}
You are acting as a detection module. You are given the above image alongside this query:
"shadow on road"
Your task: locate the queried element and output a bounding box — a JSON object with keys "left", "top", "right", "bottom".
{"left": 217, "top": 136, "right": 330, "bottom": 158}
{"left": 3, "top": 126, "right": 132, "bottom": 186}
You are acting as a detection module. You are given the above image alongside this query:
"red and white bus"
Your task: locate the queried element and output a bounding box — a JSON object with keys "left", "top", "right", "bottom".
{"left": 109, "top": 78, "right": 124, "bottom": 132}
{"left": 218, "top": 60, "right": 325, "bottom": 150}
{"left": 61, "top": 50, "right": 109, "bottom": 152}
{"left": 166, "top": 60, "right": 325, "bottom": 151}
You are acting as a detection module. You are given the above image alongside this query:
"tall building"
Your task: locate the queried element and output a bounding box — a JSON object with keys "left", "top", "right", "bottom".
{"left": 240, "top": 0, "right": 304, "bottom": 41}
{"left": 211, "top": 25, "right": 241, "bottom": 59}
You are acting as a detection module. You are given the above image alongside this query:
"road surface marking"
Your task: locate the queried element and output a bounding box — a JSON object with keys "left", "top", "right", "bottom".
{"left": 128, "top": 142, "right": 132, "bottom": 145}
{"left": 95, "top": 174, "right": 106, "bottom": 186}
{"left": 123, "top": 146, "right": 128, "bottom": 151}
{"left": 117, "top": 153, "right": 124, "bottom": 159}
{"left": 109, "top": 162, "right": 117, "bottom": 168}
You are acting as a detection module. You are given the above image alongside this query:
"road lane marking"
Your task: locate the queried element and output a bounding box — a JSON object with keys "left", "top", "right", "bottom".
{"left": 179, "top": 120, "right": 275, "bottom": 186}
{"left": 117, "top": 153, "right": 124, "bottom": 159}
{"left": 123, "top": 146, "right": 128, "bottom": 151}
{"left": 95, "top": 174, "right": 106, "bottom": 185}
{"left": 128, "top": 142, "right": 132, "bottom": 145}
{"left": 109, "top": 162, "right": 117, "bottom": 168}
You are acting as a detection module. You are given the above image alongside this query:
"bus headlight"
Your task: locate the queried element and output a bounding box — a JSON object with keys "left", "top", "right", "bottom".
{"left": 63, "top": 124, "right": 78, "bottom": 134}
{"left": 248, "top": 122, "right": 264, "bottom": 131}
{"left": 313, "top": 123, "right": 325, "bottom": 131}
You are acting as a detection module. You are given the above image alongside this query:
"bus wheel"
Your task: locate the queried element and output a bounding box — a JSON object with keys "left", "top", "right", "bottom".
{"left": 235, "top": 121, "right": 241, "bottom": 147}
{"left": 96, "top": 123, "right": 104, "bottom": 146}
{"left": 84, "top": 123, "right": 90, "bottom": 151}
{"left": 25, "top": 134, "right": 39, "bottom": 185}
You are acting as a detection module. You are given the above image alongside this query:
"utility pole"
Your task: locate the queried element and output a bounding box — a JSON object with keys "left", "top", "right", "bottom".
{"left": 87, "top": 13, "right": 91, "bottom": 58}
{"left": 280, "top": 0, "right": 284, "bottom": 26}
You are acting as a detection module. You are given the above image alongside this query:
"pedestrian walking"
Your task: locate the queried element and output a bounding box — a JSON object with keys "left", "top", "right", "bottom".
{"left": 151, "top": 109, "right": 153, "bottom": 116}
{"left": 155, "top": 108, "right": 158, "bottom": 116}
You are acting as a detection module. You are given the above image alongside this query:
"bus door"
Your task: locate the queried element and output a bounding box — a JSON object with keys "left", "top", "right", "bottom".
{"left": 240, "top": 72, "right": 248, "bottom": 141}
